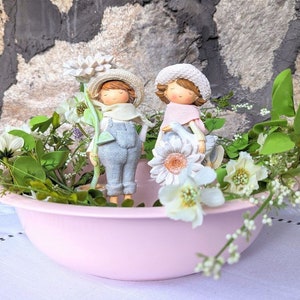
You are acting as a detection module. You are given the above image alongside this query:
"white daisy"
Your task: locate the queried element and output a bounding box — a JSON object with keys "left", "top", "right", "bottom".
{"left": 63, "top": 53, "right": 113, "bottom": 83}
{"left": 148, "top": 134, "right": 205, "bottom": 185}
{"left": 0, "top": 132, "right": 24, "bottom": 160}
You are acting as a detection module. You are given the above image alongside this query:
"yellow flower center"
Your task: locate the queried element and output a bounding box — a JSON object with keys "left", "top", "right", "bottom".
{"left": 76, "top": 102, "right": 88, "bottom": 117}
{"left": 180, "top": 186, "right": 198, "bottom": 207}
{"left": 164, "top": 153, "right": 187, "bottom": 174}
{"left": 232, "top": 168, "right": 249, "bottom": 186}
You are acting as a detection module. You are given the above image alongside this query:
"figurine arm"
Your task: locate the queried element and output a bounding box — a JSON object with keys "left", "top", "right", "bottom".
{"left": 138, "top": 124, "right": 149, "bottom": 142}
{"left": 189, "top": 120, "right": 206, "bottom": 153}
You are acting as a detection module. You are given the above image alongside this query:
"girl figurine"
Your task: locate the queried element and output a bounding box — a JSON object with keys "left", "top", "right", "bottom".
{"left": 154, "top": 63, "right": 224, "bottom": 168}
{"left": 88, "top": 69, "right": 153, "bottom": 204}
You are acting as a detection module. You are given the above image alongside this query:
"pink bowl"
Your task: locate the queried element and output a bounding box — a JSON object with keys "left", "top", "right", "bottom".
{"left": 0, "top": 160, "right": 263, "bottom": 281}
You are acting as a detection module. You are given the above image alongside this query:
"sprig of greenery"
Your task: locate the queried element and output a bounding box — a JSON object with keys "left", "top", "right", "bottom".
{"left": 195, "top": 68, "right": 300, "bottom": 278}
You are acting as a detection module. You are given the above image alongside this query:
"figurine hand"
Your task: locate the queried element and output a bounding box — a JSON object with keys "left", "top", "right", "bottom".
{"left": 198, "top": 140, "right": 206, "bottom": 153}
{"left": 162, "top": 125, "right": 172, "bottom": 132}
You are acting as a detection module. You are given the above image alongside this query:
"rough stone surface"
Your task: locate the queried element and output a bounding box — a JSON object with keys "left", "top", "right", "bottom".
{"left": 293, "top": 52, "right": 300, "bottom": 110}
{"left": 214, "top": 0, "right": 295, "bottom": 92}
{"left": 0, "top": 0, "right": 8, "bottom": 55}
{"left": 50, "top": 0, "right": 73, "bottom": 13}
{"left": 0, "top": 0, "right": 300, "bottom": 135}
{"left": 15, "top": 0, "right": 62, "bottom": 62}
{"left": 213, "top": 0, "right": 300, "bottom": 124}
{"left": 0, "top": 0, "right": 18, "bottom": 112}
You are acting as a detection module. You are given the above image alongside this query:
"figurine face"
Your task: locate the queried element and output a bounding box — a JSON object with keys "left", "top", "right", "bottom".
{"left": 100, "top": 89, "right": 129, "bottom": 105}
{"left": 165, "top": 81, "right": 197, "bottom": 105}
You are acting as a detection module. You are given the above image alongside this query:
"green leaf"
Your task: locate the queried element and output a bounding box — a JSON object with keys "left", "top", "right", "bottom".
{"left": 204, "top": 118, "right": 226, "bottom": 132}
{"left": 260, "top": 132, "right": 295, "bottom": 155}
{"left": 52, "top": 111, "right": 60, "bottom": 129}
{"left": 91, "top": 197, "right": 107, "bottom": 206}
{"left": 121, "top": 199, "right": 134, "bottom": 207}
{"left": 215, "top": 166, "right": 228, "bottom": 188}
{"left": 9, "top": 129, "right": 35, "bottom": 151}
{"left": 224, "top": 133, "right": 249, "bottom": 158}
{"left": 12, "top": 157, "right": 46, "bottom": 187}
{"left": 105, "top": 202, "right": 118, "bottom": 207}
{"left": 153, "top": 199, "right": 162, "bottom": 207}
{"left": 41, "top": 151, "right": 69, "bottom": 171}
{"left": 271, "top": 69, "right": 295, "bottom": 119}
{"left": 75, "top": 172, "right": 94, "bottom": 187}
{"left": 88, "top": 189, "right": 104, "bottom": 198}
{"left": 35, "top": 139, "right": 45, "bottom": 161}
{"left": 30, "top": 180, "right": 53, "bottom": 200}
{"left": 283, "top": 167, "right": 300, "bottom": 177}
{"left": 85, "top": 189, "right": 107, "bottom": 206}
{"left": 30, "top": 115, "right": 53, "bottom": 133}
{"left": 289, "top": 133, "right": 300, "bottom": 147}
{"left": 251, "top": 119, "right": 287, "bottom": 135}
{"left": 247, "top": 141, "right": 260, "bottom": 154}
{"left": 293, "top": 105, "right": 300, "bottom": 135}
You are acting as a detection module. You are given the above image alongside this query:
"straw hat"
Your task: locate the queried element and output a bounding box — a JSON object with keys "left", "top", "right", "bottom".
{"left": 88, "top": 69, "right": 144, "bottom": 107}
{"left": 155, "top": 63, "right": 211, "bottom": 101}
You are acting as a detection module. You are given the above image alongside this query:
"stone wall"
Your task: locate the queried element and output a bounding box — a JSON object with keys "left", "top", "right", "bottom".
{"left": 0, "top": 0, "right": 299, "bottom": 134}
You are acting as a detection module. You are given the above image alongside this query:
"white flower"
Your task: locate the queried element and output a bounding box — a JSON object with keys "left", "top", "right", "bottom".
{"left": 0, "top": 132, "right": 24, "bottom": 160}
{"left": 224, "top": 152, "right": 268, "bottom": 196}
{"left": 63, "top": 53, "right": 113, "bottom": 83}
{"left": 158, "top": 167, "right": 225, "bottom": 228}
{"left": 148, "top": 135, "right": 205, "bottom": 185}
{"left": 56, "top": 92, "right": 87, "bottom": 125}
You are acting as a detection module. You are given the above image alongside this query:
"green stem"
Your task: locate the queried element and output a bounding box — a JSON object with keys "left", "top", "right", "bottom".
{"left": 76, "top": 123, "right": 89, "bottom": 138}
{"left": 46, "top": 172, "right": 74, "bottom": 192}
{"left": 83, "top": 84, "right": 101, "bottom": 189}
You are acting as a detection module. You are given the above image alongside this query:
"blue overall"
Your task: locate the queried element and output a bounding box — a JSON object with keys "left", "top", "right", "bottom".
{"left": 98, "top": 119, "right": 142, "bottom": 196}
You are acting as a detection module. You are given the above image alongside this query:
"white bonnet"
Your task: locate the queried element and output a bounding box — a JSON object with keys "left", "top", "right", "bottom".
{"left": 155, "top": 63, "right": 211, "bottom": 101}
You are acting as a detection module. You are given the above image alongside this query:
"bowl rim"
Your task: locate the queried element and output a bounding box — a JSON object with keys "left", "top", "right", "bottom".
{"left": 0, "top": 191, "right": 258, "bottom": 219}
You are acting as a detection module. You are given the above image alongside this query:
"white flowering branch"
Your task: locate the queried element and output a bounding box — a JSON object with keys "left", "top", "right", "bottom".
{"left": 195, "top": 191, "right": 276, "bottom": 279}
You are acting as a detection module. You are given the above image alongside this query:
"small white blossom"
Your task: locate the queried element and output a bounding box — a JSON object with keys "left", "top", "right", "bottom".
{"left": 262, "top": 214, "right": 272, "bottom": 226}
{"left": 195, "top": 256, "right": 225, "bottom": 280}
{"left": 226, "top": 234, "right": 232, "bottom": 240}
{"left": 231, "top": 103, "right": 253, "bottom": 112}
{"left": 260, "top": 108, "right": 270, "bottom": 116}
{"left": 227, "top": 242, "right": 241, "bottom": 264}
{"left": 227, "top": 252, "right": 240, "bottom": 264}
{"left": 244, "top": 218, "right": 256, "bottom": 231}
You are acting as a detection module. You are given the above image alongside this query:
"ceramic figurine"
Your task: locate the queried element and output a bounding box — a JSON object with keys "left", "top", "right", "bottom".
{"left": 88, "top": 69, "right": 153, "bottom": 204}
{"left": 154, "top": 63, "right": 224, "bottom": 168}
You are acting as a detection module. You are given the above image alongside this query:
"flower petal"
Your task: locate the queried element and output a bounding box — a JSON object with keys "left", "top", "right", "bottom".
{"left": 200, "top": 187, "right": 225, "bottom": 207}
{"left": 158, "top": 185, "right": 180, "bottom": 204}
{"left": 193, "top": 166, "right": 217, "bottom": 185}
